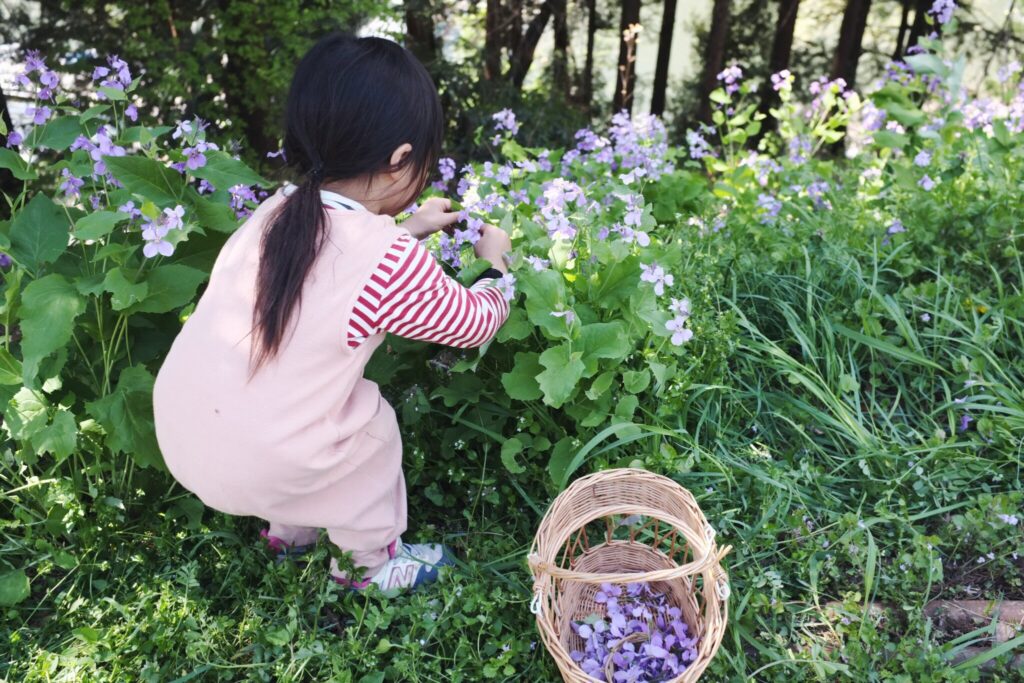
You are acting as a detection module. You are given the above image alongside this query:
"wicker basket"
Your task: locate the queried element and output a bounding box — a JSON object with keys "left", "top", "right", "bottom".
{"left": 528, "top": 469, "right": 731, "bottom": 682}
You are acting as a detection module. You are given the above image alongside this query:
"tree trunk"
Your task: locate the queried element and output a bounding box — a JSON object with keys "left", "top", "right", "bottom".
{"left": 758, "top": 0, "right": 800, "bottom": 133}
{"left": 582, "top": 0, "right": 598, "bottom": 111}
{"left": 406, "top": 0, "right": 438, "bottom": 67}
{"left": 552, "top": 0, "right": 570, "bottom": 93}
{"left": 484, "top": 0, "right": 503, "bottom": 79}
{"left": 650, "top": 0, "right": 678, "bottom": 116}
{"left": 612, "top": 0, "right": 642, "bottom": 113}
{"left": 508, "top": 0, "right": 554, "bottom": 88}
{"left": 830, "top": 0, "right": 872, "bottom": 90}
{"left": 905, "top": 0, "right": 931, "bottom": 54}
{"left": 697, "top": 0, "right": 731, "bottom": 124}
{"left": 892, "top": 0, "right": 912, "bottom": 59}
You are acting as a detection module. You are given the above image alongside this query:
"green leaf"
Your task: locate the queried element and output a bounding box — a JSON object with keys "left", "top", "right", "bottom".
{"left": 622, "top": 369, "right": 651, "bottom": 394}
{"left": 838, "top": 374, "right": 859, "bottom": 393}
{"left": 0, "top": 569, "right": 30, "bottom": 606}
{"left": 496, "top": 307, "right": 531, "bottom": 342}
{"left": 74, "top": 211, "right": 129, "bottom": 241}
{"left": 104, "top": 155, "right": 187, "bottom": 206}
{"left": 35, "top": 116, "right": 85, "bottom": 151}
{"left": 19, "top": 275, "right": 86, "bottom": 384}
{"left": 536, "top": 344, "right": 584, "bottom": 408}
{"left": 33, "top": 409, "right": 77, "bottom": 462}
{"left": 98, "top": 85, "right": 126, "bottom": 101}
{"left": 0, "top": 348, "right": 22, "bottom": 385}
{"left": 103, "top": 268, "right": 148, "bottom": 311}
{"left": 519, "top": 269, "right": 567, "bottom": 339}
{"left": 709, "top": 88, "right": 730, "bottom": 105}
{"left": 872, "top": 130, "right": 908, "bottom": 150}
{"left": 190, "top": 151, "right": 270, "bottom": 190}
{"left": 124, "top": 265, "right": 207, "bottom": 314}
{"left": 586, "top": 370, "right": 615, "bottom": 401}
{"left": 500, "top": 437, "right": 526, "bottom": 474}
{"left": 581, "top": 322, "right": 630, "bottom": 360}
{"left": 79, "top": 104, "right": 111, "bottom": 123}
{"left": 546, "top": 436, "right": 577, "bottom": 486}
{"left": 189, "top": 195, "right": 241, "bottom": 233}
{"left": 0, "top": 148, "right": 37, "bottom": 180}
{"left": 433, "top": 373, "right": 483, "bottom": 408}
{"left": 3, "top": 387, "right": 49, "bottom": 444}
{"left": 9, "top": 194, "right": 69, "bottom": 271}
{"left": 500, "top": 352, "right": 543, "bottom": 401}
{"left": 86, "top": 365, "right": 164, "bottom": 469}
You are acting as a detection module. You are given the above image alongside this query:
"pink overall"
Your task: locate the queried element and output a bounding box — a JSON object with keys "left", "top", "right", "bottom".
{"left": 153, "top": 188, "right": 407, "bottom": 576}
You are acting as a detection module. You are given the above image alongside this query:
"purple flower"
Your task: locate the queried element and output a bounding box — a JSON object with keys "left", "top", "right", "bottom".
{"left": 125, "top": 103, "right": 138, "bottom": 122}
{"left": 28, "top": 106, "right": 52, "bottom": 126}
{"left": 59, "top": 168, "right": 84, "bottom": 198}
{"left": 920, "top": 312, "right": 931, "bottom": 322}
{"left": 958, "top": 413, "right": 973, "bottom": 432}
{"left": 118, "top": 200, "right": 142, "bottom": 219}
{"left": 492, "top": 108, "right": 520, "bottom": 136}
{"left": 0, "top": 253, "right": 11, "bottom": 269}
{"left": 771, "top": 69, "right": 793, "bottom": 92}
{"left": 887, "top": 219, "right": 906, "bottom": 234}
{"left": 438, "top": 157, "right": 456, "bottom": 182}
{"left": 197, "top": 179, "right": 215, "bottom": 194}
{"left": 717, "top": 64, "right": 743, "bottom": 94}
{"left": 228, "top": 184, "right": 258, "bottom": 217}
{"left": 525, "top": 255, "right": 550, "bottom": 271}
{"left": 686, "top": 129, "right": 714, "bottom": 160}
{"left": 861, "top": 102, "right": 888, "bottom": 132}
{"left": 6, "top": 131, "right": 23, "bottom": 148}
{"left": 24, "top": 50, "right": 45, "bottom": 73}
{"left": 919, "top": 174, "right": 937, "bottom": 191}
{"left": 640, "top": 262, "right": 674, "bottom": 296}
{"left": 92, "top": 66, "right": 110, "bottom": 81}
{"left": 914, "top": 149, "right": 932, "bottom": 167}
{"left": 756, "top": 193, "right": 783, "bottom": 224}
{"left": 496, "top": 273, "right": 516, "bottom": 301}
{"left": 930, "top": 0, "right": 956, "bottom": 25}
{"left": 183, "top": 145, "right": 207, "bottom": 170}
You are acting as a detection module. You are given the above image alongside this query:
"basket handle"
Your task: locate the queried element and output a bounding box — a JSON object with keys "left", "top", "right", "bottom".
{"left": 528, "top": 551, "right": 714, "bottom": 585}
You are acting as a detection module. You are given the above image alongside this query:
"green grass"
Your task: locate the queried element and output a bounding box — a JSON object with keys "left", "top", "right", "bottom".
{"left": 3, "top": 229, "right": 1022, "bottom": 682}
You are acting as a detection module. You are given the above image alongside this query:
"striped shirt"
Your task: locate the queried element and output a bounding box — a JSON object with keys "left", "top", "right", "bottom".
{"left": 312, "top": 188, "right": 509, "bottom": 349}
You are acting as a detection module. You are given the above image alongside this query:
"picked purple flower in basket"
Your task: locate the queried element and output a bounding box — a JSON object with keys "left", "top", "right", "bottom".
{"left": 529, "top": 469, "right": 731, "bottom": 682}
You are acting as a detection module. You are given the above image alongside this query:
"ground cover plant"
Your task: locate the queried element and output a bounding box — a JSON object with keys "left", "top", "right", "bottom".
{"left": 1, "top": 17, "right": 1023, "bottom": 683}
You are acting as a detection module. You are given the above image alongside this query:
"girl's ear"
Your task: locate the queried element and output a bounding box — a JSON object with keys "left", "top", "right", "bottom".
{"left": 389, "top": 143, "right": 413, "bottom": 171}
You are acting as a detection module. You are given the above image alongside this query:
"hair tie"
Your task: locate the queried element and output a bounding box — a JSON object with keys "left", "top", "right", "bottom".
{"left": 309, "top": 164, "right": 324, "bottom": 182}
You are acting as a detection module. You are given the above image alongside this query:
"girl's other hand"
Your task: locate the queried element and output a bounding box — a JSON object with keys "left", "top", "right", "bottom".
{"left": 474, "top": 224, "right": 512, "bottom": 273}
{"left": 401, "top": 197, "right": 460, "bottom": 239}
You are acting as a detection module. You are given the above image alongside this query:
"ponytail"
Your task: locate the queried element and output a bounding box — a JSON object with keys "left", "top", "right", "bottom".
{"left": 249, "top": 170, "right": 327, "bottom": 375}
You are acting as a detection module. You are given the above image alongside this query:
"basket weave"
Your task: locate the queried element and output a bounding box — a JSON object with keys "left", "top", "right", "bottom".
{"left": 528, "top": 469, "right": 731, "bottom": 682}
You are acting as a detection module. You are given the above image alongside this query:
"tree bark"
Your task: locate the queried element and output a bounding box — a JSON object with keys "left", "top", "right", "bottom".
{"left": 757, "top": 0, "right": 799, "bottom": 133}
{"left": 508, "top": 0, "right": 554, "bottom": 88}
{"left": 697, "top": 0, "right": 731, "bottom": 124}
{"left": 406, "top": 0, "right": 438, "bottom": 67}
{"left": 582, "top": 0, "right": 598, "bottom": 111}
{"left": 905, "top": 0, "right": 931, "bottom": 54}
{"left": 612, "top": 0, "right": 642, "bottom": 113}
{"left": 551, "top": 0, "right": 570, "bottom": 93}
{"left": 650, "top": 0, "right": 678, "bottom": 116}
{"left": 830, "top": 0, "right": 872, "bottom": 90}
{"left": 484, "top": 0, "right": 503, "bottom": 79}
{"left": 892, "top": 0, "right": 912, "bottom": 59}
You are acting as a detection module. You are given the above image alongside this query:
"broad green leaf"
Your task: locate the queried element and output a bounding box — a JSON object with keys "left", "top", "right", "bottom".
{"left": 0, "top": 569, "right": 30, "bottom": 606}
{"left": 103, "top": 268, "right": 148, "bottom": 311}
{"left": 189, "top": 195, "right": 241, "bottom": 233}
{"left": 33, "top": 409, "right": 77, "bottom": 462}
{"left": 35, "top": 116, "right": 85, "bottom": 151}
{"left": 496, "top": 307, "right": 532, "bottom": 342}
{"left": 98, "top": 85, "right": 126, "bottom": 101}
{"left": 586, "top": 370, "right": 616, "bottom": 400}
{"left": 519, "top": 269, "right": 567, "bottom": 339}
{"left": 0, "top": 148, "right": 37, "bottom": 180}
{"left": 3, "top": 387, "right": 48, "bottom": 443}
{"left": 500, "top": 437, "right": 526, "bottom": 474}
{"left": 433, "top": 373, "right": 483, "bottom": 408}
{"left": 9, "top": 194, "right": 69, "bottom": 270}
{"left": 74, "top": 211, "right": 129, "bottom": 241}
{"left": 622, "top": 369, "right": 651, "bottom": 394}
{"left": 190, "top": 151, "right": 270, "bottom": 190}
{"left": 546, "top": 436, "right": 577, "bottom": 486}
{"left": 0, "top": 348, "right": 22, "bottom": 385}
{"left": 589, "top": 255, "right": 639, "bottom": 308}
{"left": 536, "top": 344, "right": 584, "bottom": 408}
{"left": 86, "top": 365, "right": 164, "bottom": 469}
{"left": 581, "top": 322, "right": 630, "bottom": 360}
{"left": 124, "top": 265, "right": 207, "bottom": 314}
{"left": 79, "top": 104, "right": 111, "bottom": 123}
{"left": 105, "top": 155, "right": 187, "bottom": 206}
{"left": 19, "top": 275, "right": 86, "bottom": 384}
{"left": 500, "top": 352, "right": 543, "bottom": 401}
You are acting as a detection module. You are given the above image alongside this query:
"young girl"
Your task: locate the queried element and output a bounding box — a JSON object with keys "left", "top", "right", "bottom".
{"left": 152, "top": 33, "right": 512, "bottom": 592}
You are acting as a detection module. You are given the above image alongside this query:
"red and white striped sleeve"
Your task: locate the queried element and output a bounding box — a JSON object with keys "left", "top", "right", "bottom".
{"left": 347, "top": 234, "right": 509, "bottom": 349}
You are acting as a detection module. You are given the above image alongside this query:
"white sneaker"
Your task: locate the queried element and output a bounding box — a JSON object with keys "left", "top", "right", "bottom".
{"left": 331, "top": 538, "right": 454, "bottom": 591}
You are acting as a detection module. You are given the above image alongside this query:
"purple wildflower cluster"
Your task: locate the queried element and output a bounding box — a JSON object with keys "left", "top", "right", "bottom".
{"left": 537, "top": 178, "right": 585, "bottom": 241}
{"left": 564, "top": 112, "right": 673, "bottom": 183}
{"left": 770, "top": 69, "right": 794, "bottom": 93}
{"left": 569, "top": 582, "right": 699, "bottom": 682}
{"left": 70, "top": 125, "right": 126, "bottom": 180}
{"left": 639, "top": 263, "right": 673, "bottom": 296}
{"left": 930, "top": 0, "right": 956, "bottom": 25}
{"left": 717, "top": 65, "right": 743, "bottom": 95}
{"left": 141, "top": 206, "right": 185, "bottom": 258}
{"left": 491, "top": 108, "right": 520, "bottom": 145}
{"left": 666, "top": 298, "right": 693, "bottom": 346}
{"left": 92, "top": 54, "right": 138, "bottom": 120}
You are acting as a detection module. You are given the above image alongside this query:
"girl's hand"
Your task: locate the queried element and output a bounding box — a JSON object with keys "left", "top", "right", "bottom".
{"left": 474, "top": 224, "right": 512, "bottom": 274}
{"left": 401, "top": 197, "right": 460, "bottom": 240}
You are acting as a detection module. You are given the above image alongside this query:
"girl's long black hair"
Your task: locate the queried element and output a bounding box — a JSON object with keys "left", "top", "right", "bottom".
{"left": 250, "top": 33, "right": 443, "bottom": 373}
